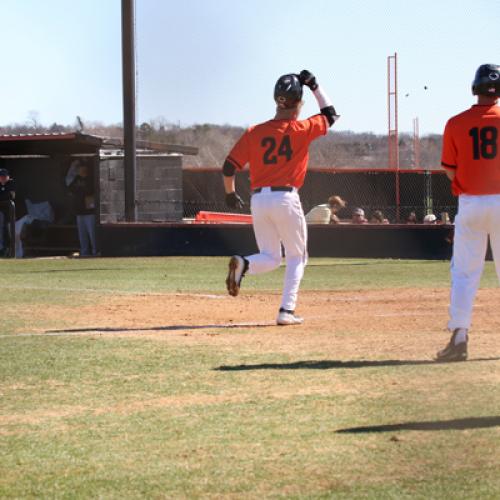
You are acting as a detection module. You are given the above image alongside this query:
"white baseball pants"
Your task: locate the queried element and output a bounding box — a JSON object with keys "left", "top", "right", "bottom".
{"left": 247, "top": 188, "right": 307, "bottom": 311}
{"left": 448, "top": 194, "right": 500, "bottom": 330}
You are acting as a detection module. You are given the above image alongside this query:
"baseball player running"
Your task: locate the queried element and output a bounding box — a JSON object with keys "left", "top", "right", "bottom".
{"left": 437, "top": 63, "right": 500, "bottom": 361}
{"left": 222, "top": 70, "right": 338, "bottom": 325}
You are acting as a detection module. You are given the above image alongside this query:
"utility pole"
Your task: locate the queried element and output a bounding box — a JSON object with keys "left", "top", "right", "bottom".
{"left": 387, "top": 52, "right": 400, "bottom": 221}
{"left": 121, "top": 0, "right": 137, "bottom": 221}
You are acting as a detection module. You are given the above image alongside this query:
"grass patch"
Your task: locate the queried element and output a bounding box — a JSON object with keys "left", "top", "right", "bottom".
{"left": 1, "top": 257, "right": 497, "bottom": 297}
{"left": 0, "top": 257, "right": 499, "bottom": 497}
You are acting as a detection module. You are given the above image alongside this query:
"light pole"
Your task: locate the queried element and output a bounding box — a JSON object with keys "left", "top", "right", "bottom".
{"left": 121, "top": 0, "right": 137, "bottom": 222}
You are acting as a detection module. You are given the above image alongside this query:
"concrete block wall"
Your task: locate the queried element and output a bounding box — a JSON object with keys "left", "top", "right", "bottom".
{"left": 100, "top": 155, "right": 183, "bottom": 222}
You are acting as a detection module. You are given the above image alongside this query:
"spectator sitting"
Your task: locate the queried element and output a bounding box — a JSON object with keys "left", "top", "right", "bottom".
{"left": 351, "top": 207, "right": 367, "bottom": 224}
{"left": 328, "top": 195, "right": 346, "bottom": 224}
{"left": 369, "top": 210, "right": 389, "bottom": 224}
{"left": 440, "top": 211, "right": 451, "bottom": 224}
{"left": 423, "top": 213, "right": 437, "bottom": 224}
{"left": 305, "top": 195, "right": 346, "bottom": 224}
{"left": 406, "top": 211, "right": 417, "bottom": 224}
{"left": 15, "top": 199, "right": 55, "bottom": 258}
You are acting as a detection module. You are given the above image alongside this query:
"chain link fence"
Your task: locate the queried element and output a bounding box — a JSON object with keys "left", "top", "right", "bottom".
{"left": 182, "top": 168, "right": 457, "bottom": 223}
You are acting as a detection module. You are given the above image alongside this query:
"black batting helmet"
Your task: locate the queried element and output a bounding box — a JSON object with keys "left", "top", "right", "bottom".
{"left": 472, "top": 64, "right": 500, "bottom": 97}
{"left": 274, "top": 74, "right": 303, "bottom": 109}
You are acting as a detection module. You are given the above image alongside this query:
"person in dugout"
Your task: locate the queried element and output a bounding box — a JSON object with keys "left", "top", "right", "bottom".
{"left": 0, "top": 168, "right": 15, "bottom": 257}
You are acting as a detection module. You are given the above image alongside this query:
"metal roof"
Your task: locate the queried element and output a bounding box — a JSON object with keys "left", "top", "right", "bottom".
{"left": 0, "top": 133, "right": 198, "bottom": 157}
{"left": 102, "top": 138, "right": 198, "bottom": 156}
{"left": 0, "top": 132, "right": 103, "bottom": 155}
{"left": 0, "top": 132, "right": 84, "bottom": 140}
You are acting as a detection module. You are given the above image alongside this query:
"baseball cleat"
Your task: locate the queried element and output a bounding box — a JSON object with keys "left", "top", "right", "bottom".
{"left": 276, "top": 308, "right": 304, "bottom": 326}
{"left": 435, "top": 329, "right": 468, "bottom": 362}
{"left": 226, "top": 255, "right": 246, "bottom": 297}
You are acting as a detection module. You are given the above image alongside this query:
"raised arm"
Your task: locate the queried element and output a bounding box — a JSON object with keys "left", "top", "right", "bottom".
{"left": 299, "top": 70, "right": 339, "bottom": 127}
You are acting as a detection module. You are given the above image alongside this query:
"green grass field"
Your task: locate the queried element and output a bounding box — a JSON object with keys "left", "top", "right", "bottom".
{"left": 1, "top": 257, "right": 499, "bottom": 498}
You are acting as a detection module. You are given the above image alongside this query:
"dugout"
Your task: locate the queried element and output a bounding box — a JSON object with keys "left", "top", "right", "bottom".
{"left": 0, "top": 133, "right": 101, "bottom": 256}
{"left": 0, "top": 133, "right": 197, "bottom": 257}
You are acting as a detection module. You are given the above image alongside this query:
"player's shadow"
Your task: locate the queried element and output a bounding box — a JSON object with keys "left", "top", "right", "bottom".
{"left": 13, "top": 268, "right": 124, "bottom": 273}
{"left": 215, "top": 357, "right": 500, "bottom": 371}
{"left": 45, "top": 322, "right": 273, "bottom": 335}
{"left": 336, "top": 415, "right": 500, "bottom": 433}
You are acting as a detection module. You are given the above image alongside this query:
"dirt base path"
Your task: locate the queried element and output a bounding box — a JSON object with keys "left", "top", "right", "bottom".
{"left": 19, "top": 288, "right": 500, "bottom": 360}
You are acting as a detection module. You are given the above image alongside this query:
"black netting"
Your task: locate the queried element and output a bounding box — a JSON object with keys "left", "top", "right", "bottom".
{"left": 301, "top": 171, "right": 397, "bottom": 221}
{"left": 183, "top": 169, "right": 251, "bottom": 217}
{"left": 399, "top": 172, "right": 429, "bottom": 222}
{"left": 182, "top": 168, "right": 457, "bottom": 223}
{"left": 431, "top": 172, "right": 458, "bottom": 220}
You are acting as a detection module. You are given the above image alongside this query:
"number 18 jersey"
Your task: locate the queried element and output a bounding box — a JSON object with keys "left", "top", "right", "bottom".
{"left": 441, "top": 104, "right": 500, "bottom": 195}
{"left": 226, "top": 114, "right": 328, "bottom": 190}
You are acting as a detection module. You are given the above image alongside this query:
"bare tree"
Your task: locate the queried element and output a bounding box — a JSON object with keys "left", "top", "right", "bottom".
{"left": 27, "top": 110, "right": 41, "bottom": 132}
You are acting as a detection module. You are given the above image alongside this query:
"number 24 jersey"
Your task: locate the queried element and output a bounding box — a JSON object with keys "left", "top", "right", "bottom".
{"left": 441, "top": 104, "right": 500, "bottom": 195}
{"left": 226, "top": 114, "right": 328, "bottom": 190}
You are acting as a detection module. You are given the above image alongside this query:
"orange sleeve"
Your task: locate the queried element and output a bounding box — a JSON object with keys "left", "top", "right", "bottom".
{"left": 441, "top": 119, "right": 457, "bottom": 170}
{"left": 307, "top": 114, "right": 328, "bottom": 141}
{"left": 226, "top": 130, "right": 250, "bottom": 171}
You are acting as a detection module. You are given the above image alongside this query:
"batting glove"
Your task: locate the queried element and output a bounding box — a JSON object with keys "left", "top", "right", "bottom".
{"left": 299, "top": 70, "right": 318, "bottom": 91}
{"left": 225, "top": 192, "right": 245, "bottom": 209}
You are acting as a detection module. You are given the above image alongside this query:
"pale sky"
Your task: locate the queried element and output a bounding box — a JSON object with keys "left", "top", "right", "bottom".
{"left": 1, "top": 0, "right": 499, "bottom": 135}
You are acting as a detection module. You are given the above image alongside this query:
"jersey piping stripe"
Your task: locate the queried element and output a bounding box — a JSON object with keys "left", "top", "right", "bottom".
{"left": 227, "top": 156, "right": 243, "bottom": 170}
{"left": 441, "top": 161, "right": 457, "bottom": 170}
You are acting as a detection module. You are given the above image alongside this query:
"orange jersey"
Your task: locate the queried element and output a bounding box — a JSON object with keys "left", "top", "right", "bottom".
{"left": 226, "top": 114, "right": 328, "bottom": 189}
{"left": 441, "top": 104, "right": 500, "bottom": 195}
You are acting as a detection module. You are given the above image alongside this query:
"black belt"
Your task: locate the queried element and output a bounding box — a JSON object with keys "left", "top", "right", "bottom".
{"left": 252, "top": 186, "right": 294, "bottom": 194}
